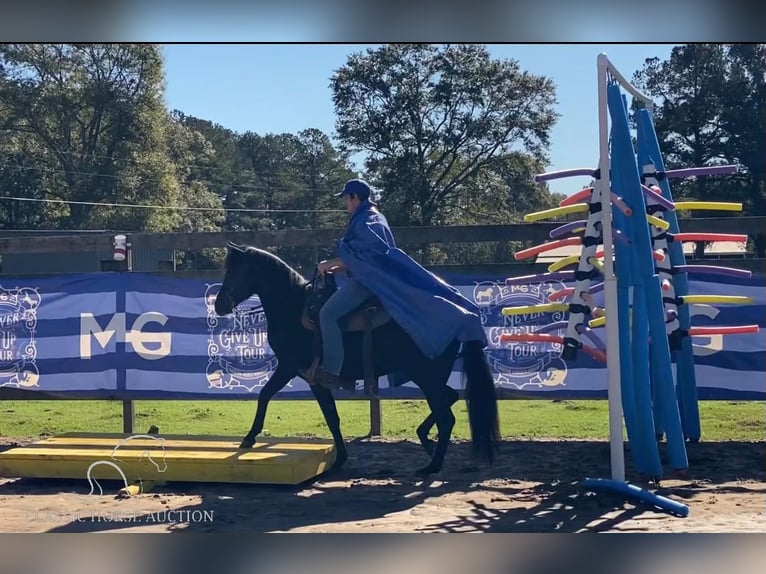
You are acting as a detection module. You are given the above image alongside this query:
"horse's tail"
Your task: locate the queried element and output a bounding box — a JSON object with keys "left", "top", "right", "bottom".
{"left": 462, "top": 340, "right": 499, "bottom": 465}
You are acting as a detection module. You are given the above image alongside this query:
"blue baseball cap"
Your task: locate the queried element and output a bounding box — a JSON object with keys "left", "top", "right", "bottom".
{"left": 335, "top": 178, "right": 372, "bottom": 200}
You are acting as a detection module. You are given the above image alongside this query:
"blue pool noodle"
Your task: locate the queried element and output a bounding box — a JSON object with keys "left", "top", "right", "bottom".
{"left": 607, "top": 83, "right": 688, "bottom": 472}
{"left": 636, "top": 109, "right": 701, "bottom": 442}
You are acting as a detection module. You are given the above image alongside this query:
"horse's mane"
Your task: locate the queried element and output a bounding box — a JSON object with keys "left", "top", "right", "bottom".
{"left": 229, "top": 245, "right": 308, "bottom": 290}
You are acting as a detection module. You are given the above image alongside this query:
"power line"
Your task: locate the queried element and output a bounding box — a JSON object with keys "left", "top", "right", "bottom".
{"left": 0, "top": 161, "right": 355, "bottom": 195}
{"left": 0, "top": 196, "right": 346, "bottom": 214}
{"left": 0, "top": 132, "right": 362, "bottom": 174}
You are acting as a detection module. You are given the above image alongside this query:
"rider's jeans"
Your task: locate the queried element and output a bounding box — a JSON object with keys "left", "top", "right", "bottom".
{"left": 320, "top": 278, "right": 372, "bottom": 375}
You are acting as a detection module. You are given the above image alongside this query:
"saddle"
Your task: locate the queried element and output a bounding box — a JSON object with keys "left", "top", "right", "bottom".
{"left": 301, "top": 271, "right": 390, "bottom": 397}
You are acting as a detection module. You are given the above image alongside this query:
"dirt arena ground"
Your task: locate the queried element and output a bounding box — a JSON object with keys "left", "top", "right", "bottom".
{"left": 1, "top": 437, "right": 763, "bottom": 533}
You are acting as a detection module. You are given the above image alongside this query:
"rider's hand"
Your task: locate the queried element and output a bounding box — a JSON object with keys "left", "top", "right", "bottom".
{"left": 318, "top": 260, "right": 330, "bottom": 274}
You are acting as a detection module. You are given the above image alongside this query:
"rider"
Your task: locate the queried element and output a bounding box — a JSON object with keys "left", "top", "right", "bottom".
{"left": 306, "top": 178, "right": 488, "bottom": 389}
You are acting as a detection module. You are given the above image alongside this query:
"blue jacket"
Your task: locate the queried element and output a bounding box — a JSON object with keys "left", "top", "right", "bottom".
{"left": 336, "top": 199, "right": 487, "bottom": 359}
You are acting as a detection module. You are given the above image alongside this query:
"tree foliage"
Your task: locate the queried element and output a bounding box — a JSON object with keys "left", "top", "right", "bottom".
{"left": 331, "top": 44, "right": 560, "bottom": 230}
{"left": 0, "top": 44, "right": 189, "bottom": 231}
{"left": 1, "top": 43, "right": 761, "bottom": 271}
{"left": 632, "top": 43, "right": 765, "bottom": 254}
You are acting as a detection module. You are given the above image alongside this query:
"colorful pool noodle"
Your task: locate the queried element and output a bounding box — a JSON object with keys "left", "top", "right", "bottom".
{"left": 610, "top": 193, "right": 632, "bottom": 215}
{"left": 550, "top": 213, "right": 666, "bottom": 239}
{"left": 550, "top": 220, "right": 588, "bottom": 238}
{"left": 637, "top": 110, "right": 701, "bottom": 443}
{"left": 646, "top": 214, "right": 671, "bottom": 231}
{"left": 587, "top": 322, "right": 759, "bottom": 339}
{"left": 559, "top": 188, "right": 593, "bottom": 206}
{"left": 677, "top": 295, "right": 753, "bottom": 305}
{"left": 673, "top": 201, "right": 742, "bottom": 212}
{"left": 548, "top": 282, "right": 605, "bottom": 301}
{"left": 534, "top": 168, "right": 596, "bottom": 182}
{"left": 504, "top": 271, "right": 576, "bottom": 285}
{"left": 524, "top": 203, "right": 589, "bottom": 222}
{"left": 688, "top": 325, "right": 759, "bottom": 336}
{"left": 501, "top": 303, "right": 569, "bottom": 316}
{"left": 538, "top": 166, "right": 737, "bottom": 202}
{"left": 661, "top": 165, "right": 738, "bottom": 179}
{"left": 547, "top": 258, "right": 580, "bottom": 273}
{"left": 590, "top": 316, "right": 757, "bottom": 331}
{"left": 641, "top": 185, "right": 676, "bottom": 211}
{"left": 548, "top": 248, "right": 665, "bottom": 273}
{"left": 609, "top": 83, "right": 688, "bottom": 472}
{"left": 533, "top": 320, "right": 607, "bottom": 351}
{"left": 588, "top": 256, "right": 604, "bottom": 271}
{"left": 672, "top": 265, "right": 751, "bottom": 279}
{"left": 500, "top": 333, "right": 607, "bottom": 362}
{"left": 612, "top": 151, "right": 658, "bottom": 477}
{"left": 581, "top": 478, "right": 689, "bottom": 517}
{"left": 670, "top": 233, "right": 748, "bottom": 243}
{"left": 514, "top": 237, "right": 582, "bottom": 261}
{"left": 559, "top": 184, "right": 675, "bottom": 211}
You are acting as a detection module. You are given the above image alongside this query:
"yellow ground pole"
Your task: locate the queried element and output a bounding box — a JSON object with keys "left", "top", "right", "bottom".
{"left": 0, "top": 432, "right": 336, "bottom": 486}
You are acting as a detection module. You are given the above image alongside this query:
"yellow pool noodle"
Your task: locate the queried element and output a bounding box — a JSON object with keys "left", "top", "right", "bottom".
{"left": 548, "top": 254, "right": 581, "bottom": 273}
{"left": 502, "top": 303, "right": 570, "bottom": 316}
{"left": 524, "top": 203, "right": 589, "bottom": 222}
{"left": 679, "top": 295, "right": 753, "bottom": 305}
{"left": 646, "top": 214, "right": 671, "bottom": 230}
{"left": 673, "top": 201, "right": 742, "bottom": 212}
{"left": 587, "top": 256, "right": 604, "bottom": 271}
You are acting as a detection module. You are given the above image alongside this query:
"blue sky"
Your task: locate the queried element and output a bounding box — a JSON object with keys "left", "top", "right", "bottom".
{"left": 161, "top": 44, "right": 677, "bottom": 196}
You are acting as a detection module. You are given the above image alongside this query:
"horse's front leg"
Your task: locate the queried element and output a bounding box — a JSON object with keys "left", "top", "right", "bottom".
{"left": 240, "top": 364, "right": 295, "bottom": 448}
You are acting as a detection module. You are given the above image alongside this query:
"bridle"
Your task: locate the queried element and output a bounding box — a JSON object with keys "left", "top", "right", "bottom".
{"left": 231, "top": 268, "right": 323, "bottom": 320}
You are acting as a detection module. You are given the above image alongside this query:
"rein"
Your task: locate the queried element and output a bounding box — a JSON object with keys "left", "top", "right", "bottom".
{"left": 232, "top": 270, "right": 322, "bottom": 320}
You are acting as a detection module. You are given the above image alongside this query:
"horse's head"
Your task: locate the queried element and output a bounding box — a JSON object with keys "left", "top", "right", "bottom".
{"left": 214, "top": 241, "right": 306, "bottom": 316}
{"left": 214, "top": 241, "right": 259, "bottom": 316}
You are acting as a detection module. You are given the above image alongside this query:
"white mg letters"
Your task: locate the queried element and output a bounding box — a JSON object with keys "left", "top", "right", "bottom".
{"left": 80, "top": 312, "right": 172, "bottom": 360}
{"left": 688, "top": 304, "right": 723, "bottom": 356}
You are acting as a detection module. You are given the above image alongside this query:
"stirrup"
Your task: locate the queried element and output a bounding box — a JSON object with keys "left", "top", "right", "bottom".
{"left": 300, "top": 358, "right": 321, "bottom": 386}
{"left": 313, "top": 368, "right": 356, "bottom": 392}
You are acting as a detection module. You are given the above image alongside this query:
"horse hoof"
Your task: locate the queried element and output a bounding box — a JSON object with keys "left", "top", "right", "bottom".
{"left": 332, "top": 450, "right": 348, "bottom": 470}
{"left": 417, "top": 439, "right": 436, "bottom": 457}
{"left": 239, "top": 438, "right": 255, "bottom": 449}
{"left": 415, "top": 465, "right": 441, "bottom": 477}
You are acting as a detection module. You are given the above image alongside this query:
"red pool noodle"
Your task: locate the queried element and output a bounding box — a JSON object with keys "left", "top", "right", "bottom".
{"left": 560, "top": 188, "right": 593, "bottom": 206}
{"left": 514, "top": 237, "right": 582, "bottom": 261}
{"left": 549, "top": 287, "right": 574, "bottom": 301}
{"left": 551, "top": 248, "right": 664, "bottom": 270}
{"left": 672, "top": 233, "right": 748, "bottom": 243}
{"left": 689, "top": 325, "right": 760, "bottom": 336}
{"left": 500, "top": 333, "right": 607, "bottom": 362}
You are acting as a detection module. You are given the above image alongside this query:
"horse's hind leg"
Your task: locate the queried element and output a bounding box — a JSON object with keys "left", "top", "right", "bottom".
{"left": 310, "top": 383, "right": 347, "bottom": 469}
{"left": 415, "top": 386, "right": 455, "bottom": 476}
{"left": 416, "top": 386, "right": 459, "bottom": 456}
{"left": 413, "top": 348, "right": 460, "bottom": 475}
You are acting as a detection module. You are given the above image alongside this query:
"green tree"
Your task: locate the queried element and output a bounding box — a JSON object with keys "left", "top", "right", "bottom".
{"left": 424, "top": 152, "right": 565, "bottom": 265}
{"left": 231, "top": 129, "right": 355, "bottom": 272}
{"left": 0, "top": 44, "right": 182, "bottom": 231}
{"left": 164, "top": 115, "right": 226, "bottom": 269}
{"left": 633, "top": 43, "right": 766, "bottom": 255}
{"left": 331, "top": 44, "right": 559, "bottom": 232}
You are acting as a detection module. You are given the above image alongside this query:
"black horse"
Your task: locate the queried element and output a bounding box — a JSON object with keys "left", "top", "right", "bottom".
{"left": 213, "top": 242, "right": 499, "bottom": 475}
